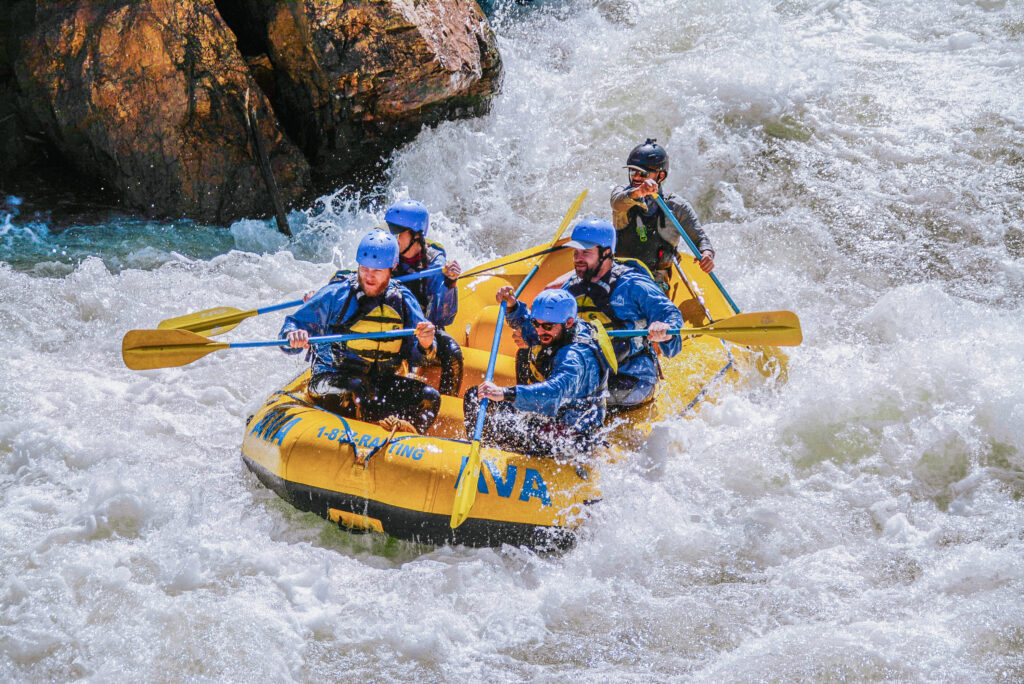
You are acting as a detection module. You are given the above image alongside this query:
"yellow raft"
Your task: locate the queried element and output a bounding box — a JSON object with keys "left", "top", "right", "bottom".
{"left": 241, "top": 241, "right": 773, "bottom": 548}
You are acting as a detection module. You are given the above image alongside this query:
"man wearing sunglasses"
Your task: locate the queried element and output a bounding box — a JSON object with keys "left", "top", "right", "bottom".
{"left": 463, "top": 288, "right": 609, "bottom": 459}
{"left": 561, "top": 218, "right": 684, "bottom": 409}
{"left": 610, "top": 138, "right": 715, "bottom": 283}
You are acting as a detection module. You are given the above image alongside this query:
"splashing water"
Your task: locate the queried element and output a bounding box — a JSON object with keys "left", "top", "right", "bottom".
{"left": 2, "top": 0, "right": 1023, "bottom": 680}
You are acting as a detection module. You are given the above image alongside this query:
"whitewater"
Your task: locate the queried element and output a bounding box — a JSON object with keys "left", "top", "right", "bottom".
{"left": 2, "top": 0, "right": 1023, "bottom": 680}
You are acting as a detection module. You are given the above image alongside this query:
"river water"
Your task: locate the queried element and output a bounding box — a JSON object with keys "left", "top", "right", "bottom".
{"left": 2, "top": 0, "right": 1023, "bottom": 680}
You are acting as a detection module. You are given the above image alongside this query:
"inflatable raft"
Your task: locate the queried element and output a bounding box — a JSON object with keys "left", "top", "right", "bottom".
{"left": 241, "top": 240, "right": 774, "bottom": 548}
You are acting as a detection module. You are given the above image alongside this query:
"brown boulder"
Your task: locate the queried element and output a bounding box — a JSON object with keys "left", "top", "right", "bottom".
{"left": 216, "top": 0, "right": 502, "bottom": 177}
{"left": 9, "top": 0, "right": 310, "bottom": 223}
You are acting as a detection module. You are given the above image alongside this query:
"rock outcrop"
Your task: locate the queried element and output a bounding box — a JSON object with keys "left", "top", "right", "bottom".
{"left": 214, "top": 0, "right": 502, "bottom": 178}
{"left": 0, "top": 0, "right": 502, "bottom": 224}
{"left": 6, "top": 0, "right": 309, "bottom": 224}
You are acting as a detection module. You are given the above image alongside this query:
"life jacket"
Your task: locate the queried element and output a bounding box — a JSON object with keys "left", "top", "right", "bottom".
{"left": 324, "top": 273, "right": 412, "bottom": 376}
{"left": 393, "top": 239, "right": 446, "bottom": 311}
{"left": 616, "top": 200, "right": 678, "bottom": 273}
{"left": 524, "top": 321, "right": 609, "bottom": 394}
{"left": 564, "top": 259, "right": 654, "bottom": 365}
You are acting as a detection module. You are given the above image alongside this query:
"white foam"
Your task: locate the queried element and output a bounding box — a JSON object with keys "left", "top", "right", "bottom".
{"left": 3, "top": 0, "right": 1024, "bottom": 679}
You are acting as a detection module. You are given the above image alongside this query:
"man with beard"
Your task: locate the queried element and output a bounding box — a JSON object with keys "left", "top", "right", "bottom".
{"left": 280, "top": 230, "right": 441, "bottom": 434}
{"left": 463, "top": 288, "right": 609, "bottom": 459}
{"left": 383, "top": 199, "right": 464, "bottom": 396}
{"left": 610, "top": 138, "right": 715, "bottom": 283}
{"left": 562, "top": 218, "right": 684, "bottom": 409}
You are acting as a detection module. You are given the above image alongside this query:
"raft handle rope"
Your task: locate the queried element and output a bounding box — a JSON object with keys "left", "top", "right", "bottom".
{"left": 355, "top": 422, "right": 398, "bottom": 469}
{"left": 670, "top": 255, "right": 736, "bottom": 371}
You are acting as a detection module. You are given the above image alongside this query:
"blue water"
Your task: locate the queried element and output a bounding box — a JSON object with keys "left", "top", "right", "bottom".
{"left": 2, "top": 0, "right": 1023, "bottom": 680}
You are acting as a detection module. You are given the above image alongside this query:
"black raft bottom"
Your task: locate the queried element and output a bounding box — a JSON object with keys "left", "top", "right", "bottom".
{"left": 242, "top": 455, "right": 579, "bottom": 551}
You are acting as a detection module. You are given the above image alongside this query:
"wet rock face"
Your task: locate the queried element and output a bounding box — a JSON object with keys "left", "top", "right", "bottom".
{"left": 9, "top": 0, "right": 310, "bottom": 223}
{"left": 1, "top": 0, "right": 502, "bottom": 223}
{"left": 217, "top": 0, "right": 503, "bottom": 178}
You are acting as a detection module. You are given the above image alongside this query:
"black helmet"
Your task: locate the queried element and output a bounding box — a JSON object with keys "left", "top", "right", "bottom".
{"left": 625, "top": 138, "right": 669, "bottom": 176}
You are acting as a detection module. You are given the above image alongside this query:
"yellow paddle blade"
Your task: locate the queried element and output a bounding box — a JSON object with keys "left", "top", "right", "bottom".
{"left": 545, "top": 189, "right": 588, "bottom": 251}
{"left": 157, "top": 306, "right": 254, "bottom": 337}
{"left": 450, "top": 441, "right": 483, "bottom": 529}
{"left": 122, "top": 329, "right": 230, "bottom": 370}
{"left": 461, "top": 245, "right": 564, "bottom": 280}
{"left": 450, "top": 191, "right": 588, "bottom": 529}
{"left": 589, "top": 319, "right": 618, "bottom": 374}
{"left": 699, "top": 310, "right": 802, "bottom": 347}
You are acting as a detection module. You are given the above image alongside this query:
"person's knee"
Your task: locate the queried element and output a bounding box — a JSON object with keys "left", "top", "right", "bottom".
{"left": 309, "top": 373, "right": 362, "bottom": 415}
{"left": 421, "top": 384, "right": 441, "bottom": 409}
{"left": 607, "top": 374, "right": 655, "bottom": 407}
{"left": 310, "top": 372, "right": 358, "bottom": 397}
{"left": 434, "top": 332, "right": 462, "bottom": 359}
{"left": 515, "top": 348, "right": 531, "bottom": 385}
{"left": 444, "top": 335, "right": 463, "bottom": 360}
{"left": 460, "top": 386, "right": 479, "bottom": 436}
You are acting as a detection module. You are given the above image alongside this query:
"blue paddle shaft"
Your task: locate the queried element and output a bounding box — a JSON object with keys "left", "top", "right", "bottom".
{"left": 607, "top": 328, "right": 687, "bottom": 338}
{"left": 397, "top": 266, "right": 443, "bottom": 283}
{"left": 255, "top": 299, "right": 304, "bottom": 315}
{"left": 471, "top": 262, "right": 539, "bottom": 441}
{"left": 228, "top": 328, "right": 417, "bottom": 349}
{"left": 653, "top": 194, "right": 740, "bottom": 314}
{"left": 252, "top": 268, "right": 443, "bottom": 318}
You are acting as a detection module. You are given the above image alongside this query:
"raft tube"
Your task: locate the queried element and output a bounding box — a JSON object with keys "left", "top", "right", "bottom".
{"left": 241, "top": 238, "right": 780, "bottom": 548}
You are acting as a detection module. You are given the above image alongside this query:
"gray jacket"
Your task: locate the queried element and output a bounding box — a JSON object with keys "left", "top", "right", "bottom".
{"left": 610, "top": 185, "right": 713, "bottom": 271}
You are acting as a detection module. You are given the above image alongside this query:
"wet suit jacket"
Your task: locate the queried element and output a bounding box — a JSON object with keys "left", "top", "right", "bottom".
{"left": 563, "top": 261, "right": 684, "bottom": 388}
{"left": 610, "top": 186, "right": 713, "bottom": 273}
{"left": 393, "top": 240, "right": 458, "bottom": 327}
{"left": 505, "top": 302, "right": 608, "bottom": 434}
{"left": 278, "top": 275, "right": 433, "bottom": 377}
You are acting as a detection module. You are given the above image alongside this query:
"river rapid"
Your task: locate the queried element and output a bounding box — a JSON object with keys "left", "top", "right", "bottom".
{"left": 2, "top": 0, "right": 1023, "bottom": 680}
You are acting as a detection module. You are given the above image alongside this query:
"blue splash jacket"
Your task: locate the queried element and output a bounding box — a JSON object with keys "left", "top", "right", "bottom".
{"left": 505, "top": 302, "right": 608, "bottom": 433}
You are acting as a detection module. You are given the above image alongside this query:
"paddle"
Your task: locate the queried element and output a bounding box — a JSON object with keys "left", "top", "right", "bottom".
{"left": 122, "top": 328, "right": 419, "bottom": 371}
{"left": 605, "top": 310, "right": 802, "bottom": 347}
{"left": 157, "top": 267, "right": 444, "bottom": 337}
{"left": 458, "top": 244, "right": 568, "bottom": 280}
{"left": 450, "top": 189, "right": 588, "bottom": 530}
{"left": 589, "top": 319, "right": 619, "bottom": 374}
{"left": 653, "top": 193, "right": 740, "bottom": 315}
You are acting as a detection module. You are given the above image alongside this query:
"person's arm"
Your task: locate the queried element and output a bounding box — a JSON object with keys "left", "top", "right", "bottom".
{"left": 628, "top": 274, "right": 685, "bottom": 358}
{"left": 398, "top": 286, "right": 436, "bottom": 362}
{"left": 663, "top": 194, "right": 714, "bottom": 271}
{"left": 278, "top": 284, "right": 345, "bottom": 353}
{"left": 512, "top": 346, "right": 587, "bottom": 417}
{"left": 611, "top": 184, "right": 644, "bottom": 231}
{"left": 425, "top": 249, "right": 459, "bottom": 326}
{"left": 496, "top": 285, "right": 542, "bottom": 346}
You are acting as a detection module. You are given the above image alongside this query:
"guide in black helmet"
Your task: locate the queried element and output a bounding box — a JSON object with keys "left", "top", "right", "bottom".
{"left": 610, "top": 138, "right": 715, "bottom": 283}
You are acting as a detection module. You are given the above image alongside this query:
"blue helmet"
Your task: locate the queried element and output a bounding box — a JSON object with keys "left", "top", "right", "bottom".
{"left": 565, "top": 218, "right": 616, "bottom": 251}
{"left": 531, "top": 289, "right": 578, "bottom": 324}
{"left": 384, "top": 199, "right": 430, "bottom": 235}
{"left": 356, "top": 230, "right": 399, "bottom": 269}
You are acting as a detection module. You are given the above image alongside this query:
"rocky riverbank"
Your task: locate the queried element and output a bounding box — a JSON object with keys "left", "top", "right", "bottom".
{"left": 0, "top": 0, "right": 501, "bottom": 224}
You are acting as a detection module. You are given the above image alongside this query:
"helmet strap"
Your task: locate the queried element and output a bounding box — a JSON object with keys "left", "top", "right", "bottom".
{"left": 553, "top": 321, "right": 573, "bottom": 346}
{"left": 399, "top": 232, "right": 423, "bottom": 258}
{"left": 584, "top": 248, "right": 612, "bottom": 281}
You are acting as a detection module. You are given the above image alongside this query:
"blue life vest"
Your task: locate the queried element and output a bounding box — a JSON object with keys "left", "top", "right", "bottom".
{"left": 325, "top": 273, "right": 415, "bottom": 376}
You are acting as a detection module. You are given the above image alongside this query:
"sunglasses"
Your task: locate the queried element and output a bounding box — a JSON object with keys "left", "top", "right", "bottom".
{"left": 531, "top": 320, "right": 559, "bottom": 331}
{"left": 628, "top": 168, "right": 655, "bottom": 179}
